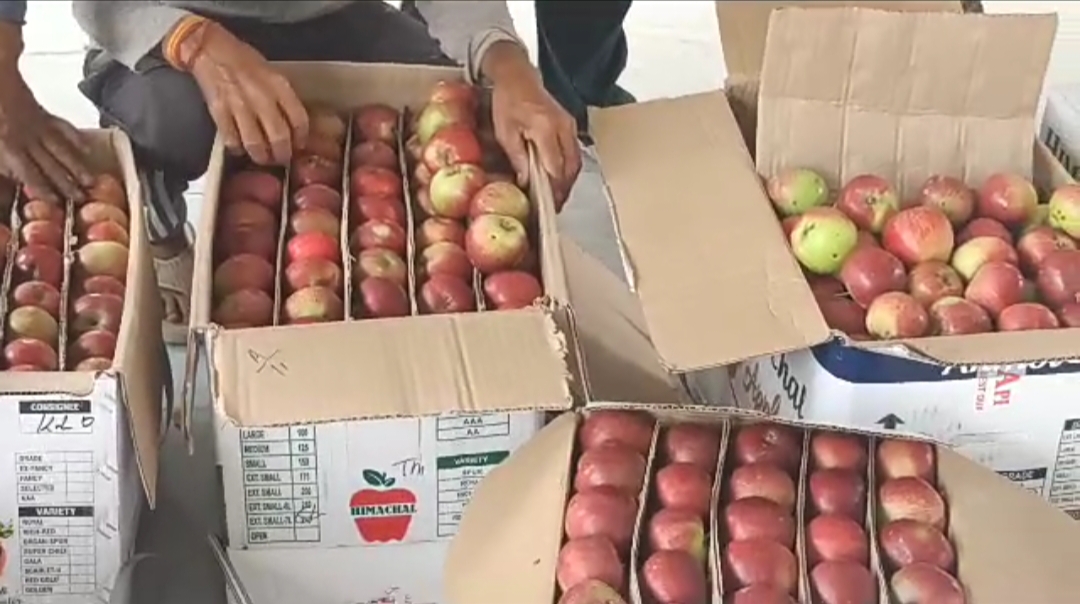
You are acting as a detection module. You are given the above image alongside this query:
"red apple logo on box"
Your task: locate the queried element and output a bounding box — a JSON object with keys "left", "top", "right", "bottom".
{"left": 350, "top": 469, "right": 417, "bottom": 543}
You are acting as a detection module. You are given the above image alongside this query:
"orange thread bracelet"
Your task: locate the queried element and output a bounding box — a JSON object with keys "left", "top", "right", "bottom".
{"left": 164, "top": 16, "right": 208, "bottom": 71}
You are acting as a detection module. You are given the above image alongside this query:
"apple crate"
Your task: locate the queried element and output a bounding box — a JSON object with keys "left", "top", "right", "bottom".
{"left": 445, "top": 405, "right": 1080, "bottom": 604}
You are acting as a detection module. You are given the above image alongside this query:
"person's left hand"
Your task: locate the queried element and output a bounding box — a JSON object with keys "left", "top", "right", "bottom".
{"left": 486, "top": 44, "right": 581, "bottom": 210}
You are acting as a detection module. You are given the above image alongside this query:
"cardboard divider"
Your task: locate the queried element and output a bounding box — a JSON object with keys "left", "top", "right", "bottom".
{"left": 0, "top": 189, "right": 19, "bottom": 367}
{"left": 272, "top": 163, "right": 289, "bottom": 327}
{"left": 396, "top": 109, "right": 421, "bottom": 317}
{"left": 707, "top": 422, "right": 731, "bottom": 601}
{"left": 341, "top": 111, "right": 356, "bottom": 320}
{"left": 793, "top": 432, "right": 811, "bottom": 603}
{"left": 57, "top": 198, "right": 75, "bottom": 370}
{"left": 626, "top": 424, "right": 662, "bottom": 604}
{"left": 864, "top": 439, "right": 890, "bottom": 604}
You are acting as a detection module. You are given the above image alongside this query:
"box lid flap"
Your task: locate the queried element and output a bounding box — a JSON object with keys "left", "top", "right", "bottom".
{"left": 756, "top": 8, "right": 1057, "bottom": 200}
{"left": 715, "top": 1, "right": 964, "bottom": 78}
{"left": 590, "top": 93, "right": 828, "bottom": 372}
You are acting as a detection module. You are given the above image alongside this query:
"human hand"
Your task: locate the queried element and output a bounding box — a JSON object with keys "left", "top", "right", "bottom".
{"left": 183, "top": 21, "right": 309, "bottom": 166}
{"left": 485, "top": 44, "right": 581, "bottom": 210}
{"left": 0, "top": 61, "right": 94, "bottom": 203}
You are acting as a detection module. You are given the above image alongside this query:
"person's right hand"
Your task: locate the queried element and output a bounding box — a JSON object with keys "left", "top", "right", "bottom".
{"left": 0, "top": 60, "right": 94, "bottom": 204}
{"left": 185, "top": 21, "right": 309, "bottom": 166}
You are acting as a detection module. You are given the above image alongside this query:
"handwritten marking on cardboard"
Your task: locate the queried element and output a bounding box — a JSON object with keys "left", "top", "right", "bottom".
{"left": 18, "top": 401, "right": 94, "bottom": 436}
{"left": 247, "top": 349, "right": 288, "bottom": 376}
{"left": 239, "top": 426, "right": 321, "bottom": 544}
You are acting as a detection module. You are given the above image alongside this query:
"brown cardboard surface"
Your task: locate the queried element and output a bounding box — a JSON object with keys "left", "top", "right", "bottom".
{"left": 446, "top": 406, "right": 1080, "bottom": 604}
{"left": 756, "top": 9, "right": 1057, "bottom": 201}
{"left": 715, "top": 1, "right": 963, "bottom": 79}
{"left": 0, "top": 129, "right": 164, "bottom": 503}
{"left": 589, "top": 93, "right": 827, "bottom": 372}
{"left": 189, "top": 62, "right": 573, "bottom": 428}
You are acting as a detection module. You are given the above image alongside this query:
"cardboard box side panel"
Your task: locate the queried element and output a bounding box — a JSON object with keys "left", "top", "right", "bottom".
{"left": 589, "top": 93, "right": 828, "bottom": 372}
{"left": 714, "top": 1, "right": 963, "bottom": 78}
{"left": 213, "top": 310, "right": 570, "bottom": 427}
{"left": 756, "top": 9, "right": 1057, "bottom": 200}
{"left": 1042, "top": 88, "right": 1080, "bottom": 181}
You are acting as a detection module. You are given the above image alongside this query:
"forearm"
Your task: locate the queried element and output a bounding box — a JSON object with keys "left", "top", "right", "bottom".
{"left": 72, "top": 1, "right": 193, "bottom": 71}
{"left": 413, "top": 1, "right": 525, "bottom": 83}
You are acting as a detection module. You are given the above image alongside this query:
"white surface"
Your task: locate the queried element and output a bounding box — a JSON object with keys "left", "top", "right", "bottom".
{"left": 14, "top": 1, "right": 1080, "bottom": 602}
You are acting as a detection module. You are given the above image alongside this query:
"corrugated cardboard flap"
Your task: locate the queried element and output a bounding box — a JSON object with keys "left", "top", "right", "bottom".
{"left": 212, "top": 309, "right": 572, "bottom": 427}
{"left": 590, "top": 94, "right": 827, "bottom": 373}
{"left": 715, "top": 1, "right": 963, "bottom": 79}
{"left": 756, "top": 8, "right": 1057, "bottom": 200}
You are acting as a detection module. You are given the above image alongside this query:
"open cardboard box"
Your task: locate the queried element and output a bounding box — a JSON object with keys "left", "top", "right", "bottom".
{"left": 0, "top": 129, "right": 167, "bottom": 601}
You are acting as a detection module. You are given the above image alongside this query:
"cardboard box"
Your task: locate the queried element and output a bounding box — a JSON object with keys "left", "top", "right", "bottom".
{"left": 444, "top": 406, "right": 1080, "bottom": 604}
{"left": 0, "top": 129, "right": 167, "bottom": 602}
{"left": 1042, "top": 83, "right": 1080, "bottom": 182}
{"left": 588, "top": 6, "right": 1080, "bottom": 512}
{"left": 184, "top": 62, "right": 580, "bottom": 603}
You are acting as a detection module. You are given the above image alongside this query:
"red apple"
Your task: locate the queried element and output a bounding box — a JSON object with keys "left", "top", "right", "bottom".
{"left": 287, "top": 231, "right": 340, "bottom": 265}
{"left": 877, "top": 439, "right": 936, "bottom": 482}
{"left": 766, "top": 167, "right": 829, "bottom": 217}
{"left": 22, "top": 200, "right": 65, "bottom": 225}
{"left": 419, "top": 274, "right": 476, "bottom": 314}
{"left": 950, "top": 236, "right": 1019, "bottom": 281}
{"left": 358, "top": 277, "right": 410, "bottom": 319}
{"left": 422, "top": 124, "right": 484, "bottom": 173}
{"left": 216, "top": 226, "right": 276, "bottom": 261}
{"left": 655, "top": 462, "right": 712, "bottom": 518}
{"left": 419, "top": 242, "right": 473, "bottom": 281}
{"left": 956, "top": 217, "right": 1013, "bottom": 245}
{"left": 978, "top": 172, "right": 1038, "bottom": 226}
{"left": 839, "top": 246, "right": 907, "bottom": 308}
{"left": 469, "top": 181, "right": 531, "bottom": 223}
{"left": 350, "top": 220, "right": 407, "bottom": 255}
{"left": 806, "top": 513, "right": 868, "bottom": 565}
{"left": 727, "top": 586, "right": 797, "bottom": 604}
{"left": 997, "top": 302, "right": 1060, "bottom": 331}
{"left": 641, "top": 550, "right": 708, "bottom": 604}
{"left": 214, "top": 253, "right": 275, "bottom": 298}
{"left": 1017, "top": 226, "right": 1077, "bottom": 276}
{"left": 880, "top": 519, "right": 956, "bottom": 571}
{"left": 1058, "top": 302, "right": 1080, "bottom": 327}
{"left": 574, "top": 443, "right": 647, "bottom": 497}
{"left": 882, "top": 206, "right": 955, "bottom": 267}
{"left": 724, "top": 540, "right": 797, "bottom": 593}
{"left": 429, "top": 163, "right": 486, "bottom": 219}
{"left": 417, "top": 216, "right": 466, "bottom": 248}
{"left": 855, "top": 231, "right": 880, "bottom": 250}
{"left": 350, "top": 166, "right": 403, "bottom": 200}
{"left": 428, "top": 80, "right": 478, "bottom": 109}
{"left": 483, "top": 270, "right": 543, "bottom": 310}
{"left": 566, "top": 486, "right": 637, "bottom": 555}
{"left": 415, "top": 101, "right": 476, "bottom": 145}
{"left": 811, "top": 561, "right": 877, "bottom": 604}
{"left": 929, "top": 296, "right": 993, "bottom": 336}
{"left": 663, "top": 423, "right": 721, "bottom": 473}
{"left": 4, "top": 338, "right": 58, "bottom": 371}
{"left": 879, "top": 477, "right": 947, "bottom": 529}
{"left": 465, "top": 214, "right": 529, "bottom": 274}
{"left": 221, "top": 170, "right": 282, "bottom": 209}
{"left": 355, "top": 195, "right": 407, "bottom": 227}
{"left": 292, "top": 183, "right": 343, "bottom": 216}
{"left": 1036, "top": 249, "right": 1080, "bottom": 308}
{"left": 218, "top": 200, "right": 277, "bottom": 233}
{"left": 556, "top": 537, "right": 623, "bottom": 594}
{"left": 733, "top": 423, "right": 802, "bottom": 473}
{"left": 729, "top": 462, "right": 796, "bottom": 512}
{"left": 811, "top": 432, "right": 867, "bottom": 472}
{"left": 85, "top": 220, "right": 130, "bottom": 246}
{"left": 865, "top": 291, "right": 929, "bottom": 339}
{"left": 75, "top": 357, "right": 114, "bottom": 372}
{"left": 353, "top": 103, "right": 400, "bottom": 144}
{"left": 212, "top": 289, "right": 274, "bottom": 328}
{"left": 71, "top": 292, "right": 124, "bottom": 335}
{"left": 965, "top": 261, "right": 1026, "bottom": 317}
{"left": 890, "top": 563, "right": 966, "bottom": 604}
{"left": 15, "top": 245, "right": 64, "bottom": 286}
{"left": 723, "top": 497, "right": 796, "bottom": 548}
{"left": 836, "top": 173, "right": 899, "bottom": 232}
{"left": 350, "top": 140, "right": 398, "bottom": 171}
{"left": 291, "top": 154, "right": 341, "bottom": 190}
{"left": 308, "top": 105, "right": 346, "bottom": 143}
{"left": 283, "top": 286, "right": 344, "bottom": 324}
{"left": 356, "top": 248, "right": 407, "bottom": 287}
{"left": 414, "top": 162, "right": 433, "bottom": 189}
{"left": 817, "top": 294, "right": 868, "bottom": 336}
{"left": 290, "top": 207, "right": 341, "bottom": 238}
{"left": 21, "top": 220, "right": 64, "bottom": 249}
{"left": 808, "top": 469, "right": 866, "bottom": 519}
{"left": 76, "top": 202, "right": 129, "bottom": 235}
{"left": 303, "top": 134, "right": 344, "bottom": 163}
{"left": 284, "top": 258, "right": 343, "bottom": 292}
{"left": 87, "top": 172, "right": 127, "bottom": 208}
{"left": 649, "top": 507, "right": 707, "bottom": 562}
{"left": 68, "top": 329, "right": 117, "bottom": 363}
{"left": 919, "top": 175, "right": 974, "bottom": 226}
{"left": 578, "top": 410, "right": 655, "bottom": 454}
{"left": 907, "top": 261, "right": 964, "bottom": 308}
{"left": 13, "top": 281, "right": 61, "bottom": 317}
{"left": 81, "top": 275, "right": 126, "bottom": 298}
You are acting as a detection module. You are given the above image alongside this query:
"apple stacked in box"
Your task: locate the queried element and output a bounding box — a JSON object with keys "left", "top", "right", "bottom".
{"left": 282, "top": 105, "right": 348, "bottom": 325}
{"left": 877, "top": 439, "right": 965, "bottom": 604}
{"left": 349, "top": 102, "right": 411, "bottom": 319}
{"left": 639, "top": 423, "right": 720, "bottom": 604}
{"left": 405, "top": 80, "right": 544, "bottom": 314}
{"left": 770, "top": 168, "right": 1080, "bottom": 338}
{"left": 4, "top": 173, "right": 130, "bottom": 372}
{"left": 803, "top": 432, "right": 875, "bottom": 604}
{"left": 721, "top": 424, "right": 802, "bottom": 604}
{"left": 557, "top": 410, "right": 656, "bottom": 604}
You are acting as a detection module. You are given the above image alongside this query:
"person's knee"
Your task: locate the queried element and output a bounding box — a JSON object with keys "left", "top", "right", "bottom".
{"left": 101, "top": 68, "right": 217, "bottom": 182}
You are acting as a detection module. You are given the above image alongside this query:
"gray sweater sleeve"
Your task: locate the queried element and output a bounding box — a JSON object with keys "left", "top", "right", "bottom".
{"left": 73, "top": 2, "right": 193, "bottom": 71}
{"left": 0, "top": 1, "right": 27, "bottom": 25}
{"left": 414, "top": 1, "right": 523, "bottom": 83}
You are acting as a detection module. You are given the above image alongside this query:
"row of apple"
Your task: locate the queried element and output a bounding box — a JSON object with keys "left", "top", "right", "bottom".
{"left": 770, "top": 168, "right": 1080, "bottom": 339}
{"left": 1, "top": 174, "right": 130, "bottom": 371}
{"left": 556, "top": 411, "right": 964, "bottom": 604}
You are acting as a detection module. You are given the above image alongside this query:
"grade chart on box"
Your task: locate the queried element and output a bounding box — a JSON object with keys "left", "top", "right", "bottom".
{"left": 1048, "top": 419, "right": 1080, "bottom": 519}
{"left": 239, "top": 426, "right": 321, "bottom": 545}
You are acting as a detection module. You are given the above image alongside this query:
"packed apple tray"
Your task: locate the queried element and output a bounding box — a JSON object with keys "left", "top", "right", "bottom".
{"left": 558, "top": 411, "right": 962, "bottom": 604}
{"left": 770, "top": 168, "right": 1080, "bottom": 339}
{"left": 0, "top": 174, "right": 130, "bottom": 372}
{"left": 210, "top": 81, "right": 543, "bottom": 327}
